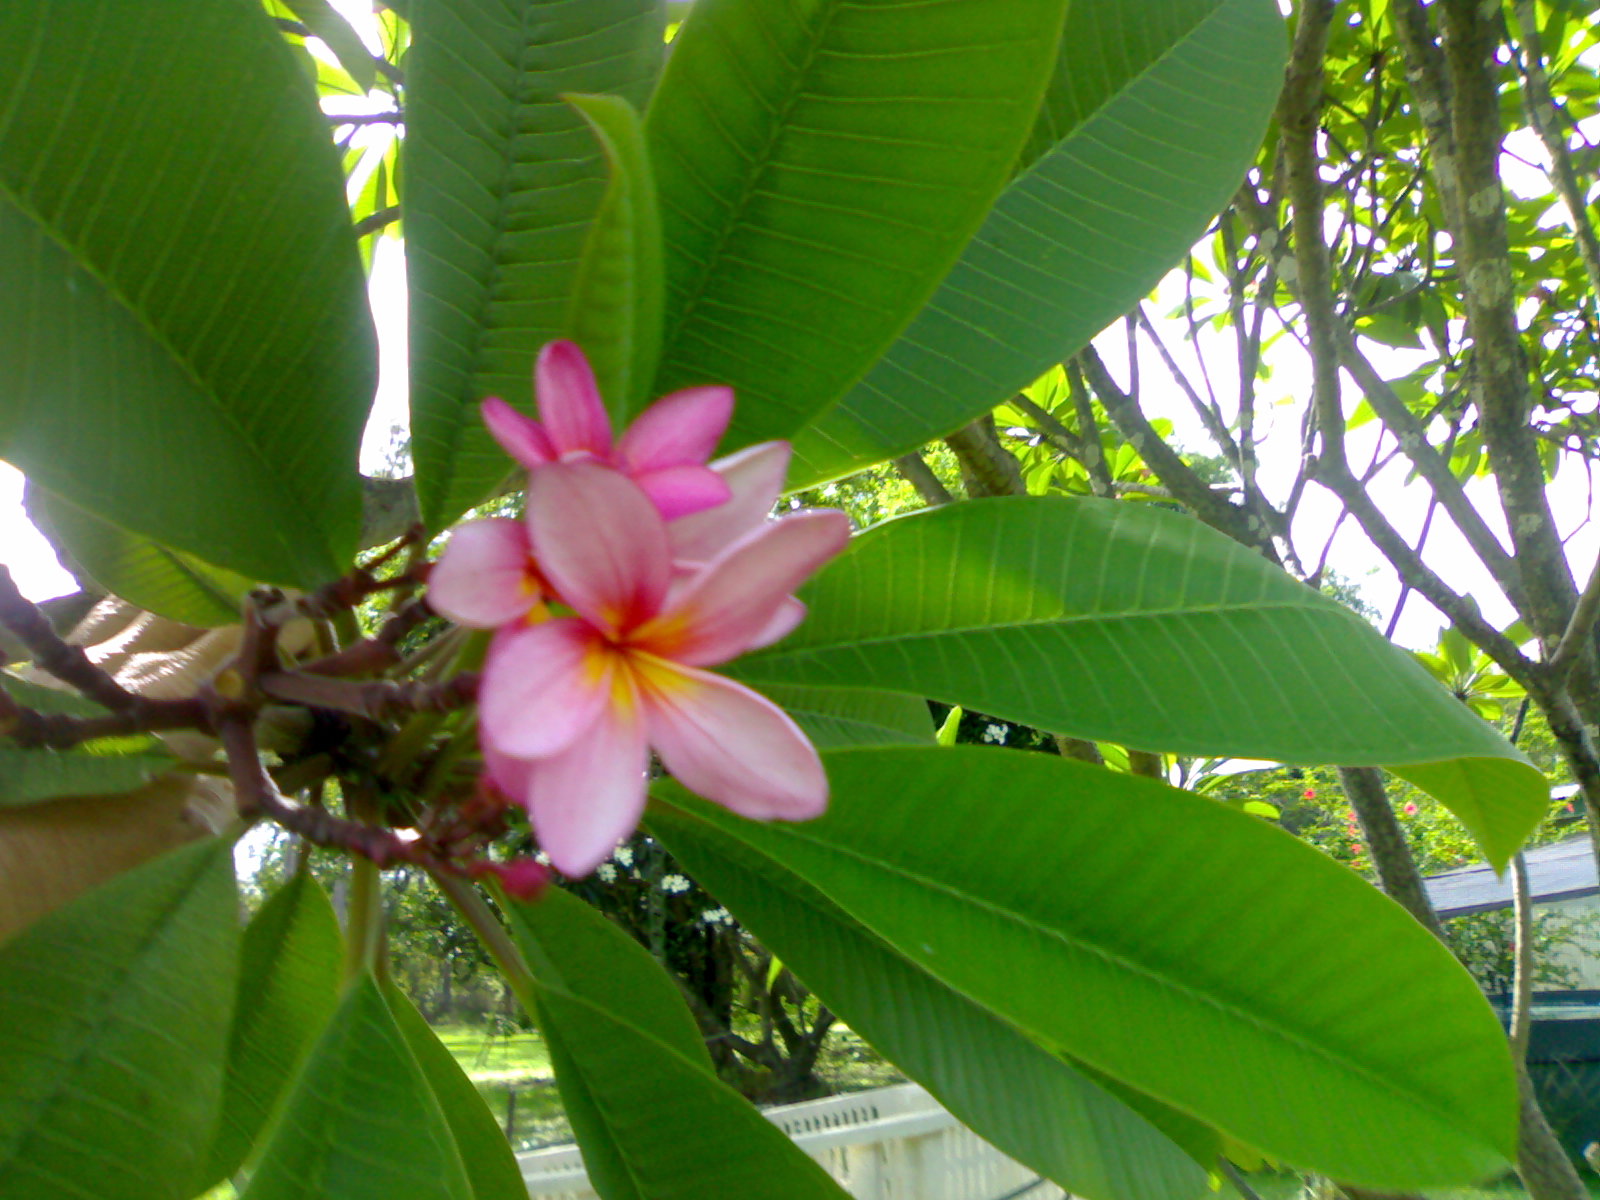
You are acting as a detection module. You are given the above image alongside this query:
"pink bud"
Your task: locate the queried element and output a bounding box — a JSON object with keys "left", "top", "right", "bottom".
{"left": 1303, "top": 789, "right": 1316, "bottom": 799}
{"left": 1402, "top": 802, "right": 1418, "bottom": 816}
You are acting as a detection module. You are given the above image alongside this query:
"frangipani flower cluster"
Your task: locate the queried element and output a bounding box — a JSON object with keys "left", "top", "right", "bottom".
{"left": 429, "top": 341, "right": 850, "bottom": 877}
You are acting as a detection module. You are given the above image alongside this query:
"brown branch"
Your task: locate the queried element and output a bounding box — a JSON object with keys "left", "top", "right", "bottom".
{"left": 299, "top": 596, "right": 437, "bottom": 677}
{"left": 2, "top": 698, "right": 209, "bottom": 750}
{"left": 0, "top": 566, "right": 138, "bottom": 710}
{"left": 258, "top": 671, "right": 478, "bottom": 721}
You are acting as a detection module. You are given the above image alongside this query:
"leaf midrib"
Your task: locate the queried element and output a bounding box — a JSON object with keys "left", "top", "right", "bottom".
{"left": 751, "top": 597, "right": 1357, "bottom": 659}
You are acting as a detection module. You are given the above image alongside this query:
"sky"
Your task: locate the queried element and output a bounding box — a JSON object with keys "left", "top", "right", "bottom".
{"left": 2, "top": 5, "right": 1595, "bottom": 657}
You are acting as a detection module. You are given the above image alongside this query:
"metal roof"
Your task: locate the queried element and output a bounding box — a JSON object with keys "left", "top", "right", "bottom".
{"left": 1425, "top": 830, "right": 1596, "bottom": 918}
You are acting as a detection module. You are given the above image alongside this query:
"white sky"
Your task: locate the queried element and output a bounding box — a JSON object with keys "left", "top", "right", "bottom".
{"left": 3, "top": 7, "right": 1595, "bottom": 657}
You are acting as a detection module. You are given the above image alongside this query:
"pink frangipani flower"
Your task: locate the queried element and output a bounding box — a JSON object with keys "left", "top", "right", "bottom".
{"left": 479, "top": 462, "right": 850, "bottom": 877}
{"left": 483, "top": 339, "right": 736, "bottom": 521}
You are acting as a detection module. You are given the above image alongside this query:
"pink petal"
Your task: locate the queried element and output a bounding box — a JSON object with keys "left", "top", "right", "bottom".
{"left": 526, "top": 462, "right": 671, "bottom": 633}
{"left": 523, "top": 682, "right": 651, "bottom": 877}
{"left": 650, "top": 509, "right": 850, "bottom": 666}
{"left": 639, "top": 662, "right": 827, "bottom": 821}
{"left": 483, "top": 743, "right": 533, "bottom": 802}
{"left": 669, "top": 441, "right": 792, "bottom": 563}
{"left": 427, "top": 518, "right": 539, "bottom": 628}
{"left": 537, "top": 340, "right": 613, "bottom": 459}
{"left": 617, "top": 385, "right": 733, "bottom": 473}
{"left": 746, "top": 597, "right": 807, "bottom": 651}
{"left": 480, "top": 619, "right": 613, "bottom": 759}
{"left": 633, "top": 464, "right": 732, "bottom": 521}
{"left": 482, "top": 397, "right": 556, "bottom": 468}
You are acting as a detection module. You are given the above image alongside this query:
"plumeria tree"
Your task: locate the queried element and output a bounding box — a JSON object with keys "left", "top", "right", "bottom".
{"left": 0, "top": 2, "right": 1574, "bottom": 1199}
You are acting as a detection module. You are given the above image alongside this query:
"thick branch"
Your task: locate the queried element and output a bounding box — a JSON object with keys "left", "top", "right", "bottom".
{"left": 1438, "top": 0, "right": 1579, "bottom": 649}
{"left": 944, "top": 416, "right": 1026, "bottom": 499}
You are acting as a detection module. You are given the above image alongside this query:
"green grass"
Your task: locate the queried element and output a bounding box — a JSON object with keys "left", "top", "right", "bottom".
{"left": 429, "top": 1020, "right": 570, "bottom": 1149}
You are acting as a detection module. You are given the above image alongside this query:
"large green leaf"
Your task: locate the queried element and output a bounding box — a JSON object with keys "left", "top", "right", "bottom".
{"left": 384, "top": 981, "right": 528, "bottom": 1200}
{"left": 757, "top": 683, "right": 931, "bottom": 750}
{"left": 564, "top": 94, "right": 664, "bottom": 423}
{"left": 644, "top": 0, "right": 1070, "bottom": 446}
{"left": 240, "top": 973, "right": 474, "bottom": 1200}
{"left": 406, "top": 0, "right": 664, "bottom": 529}
{"left": 0, "top": 838, "right": 239, "bottom": 1200}
{"left": 0, "top": 1, "right": 373, "bottom": 587}
{"left": 648, "top": 790, "right": 1212, "bottom": 1200}
{"left": 203, "top": 872, "right": 343, "bottom": 1186}
{"left": 789, "top": 0, "right": 1285, "bottom": 484}
{"left": 502, "top": 887, "right": 850, "bottom": 1200}
{"left": 26, "top": 483, "right": 253, "bottom": 628}
{"left": 735, "top": 496, "right": 1546, "bottom": 867}
{"left": 661, "top": 748, "right": 1519, "bottom": 1189}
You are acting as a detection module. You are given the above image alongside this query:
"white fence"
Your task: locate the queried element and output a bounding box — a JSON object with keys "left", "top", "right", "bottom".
{"left": 517, "top": 1082, "right": 1066, "bottom": 1200}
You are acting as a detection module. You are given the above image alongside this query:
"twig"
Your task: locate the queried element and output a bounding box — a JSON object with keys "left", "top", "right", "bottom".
{"left": 299, "top": 595, "right": 437, "bottom": 676}
{"left": 1549, "top": 550, "right": 1600, "bottom": 683}
{"left": 1, "top": 698, "right": 208, "bottom": 750}
{"left": 353, "top": 205, "right": 401, "bottom": 238}
{"left": 0, "top": 566, "right": 138, "bottom": 710}
{"left": 257, "top": 671, "right": 478, "bottom": 721}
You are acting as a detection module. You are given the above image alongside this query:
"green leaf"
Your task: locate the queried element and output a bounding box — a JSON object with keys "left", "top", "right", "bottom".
{"left": 662, "top": 747, "right": 1518, "bottom": 1189}
{"left": 0, "top": 675, "right": 175, "bottom": 806}
{"left": 26, "top": 483, "right": 253, "bottom": 627}
{"left": 240, "top": 973, "right": 474, "bottom": 1200}
{"left": 0, "top": 1, "right": 374, "bottom": 587}
{"left": 735, "top": 496, "right": 1546, "bottom": 867}
{"left": 406, "top": 0, "right": 664, "bottom": 529}
{"left": 564, "top": 94, "right": 664, "bottom": 424}
{"left": 502, "top": 887, "right": 850, "bottom": 1200}
{"left": 0, "top": 839, "right": 240, "bottom": 1200}
{"left": 203, "top": 872, "right": 343, "bottom": 1186}
{"left": 648, "top": 790, "right": 1213, "bottom": 1200}
{"left": 281, "top": 0, "right": 379, "bottom": 92}
{"left": 0, "top": 745, "right": 175, "bottom": 807}
{"left": 644, "top": 0, "right": 1070, "bottom": 445}
{"left": 384, "top": 980, "right": 528, "bottom": 1200}
{"left": 756, "top": 683, "right": 931, "bottom": 750}
{"left": 788, "top": 0, "right": 1286, "bottom": 484}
